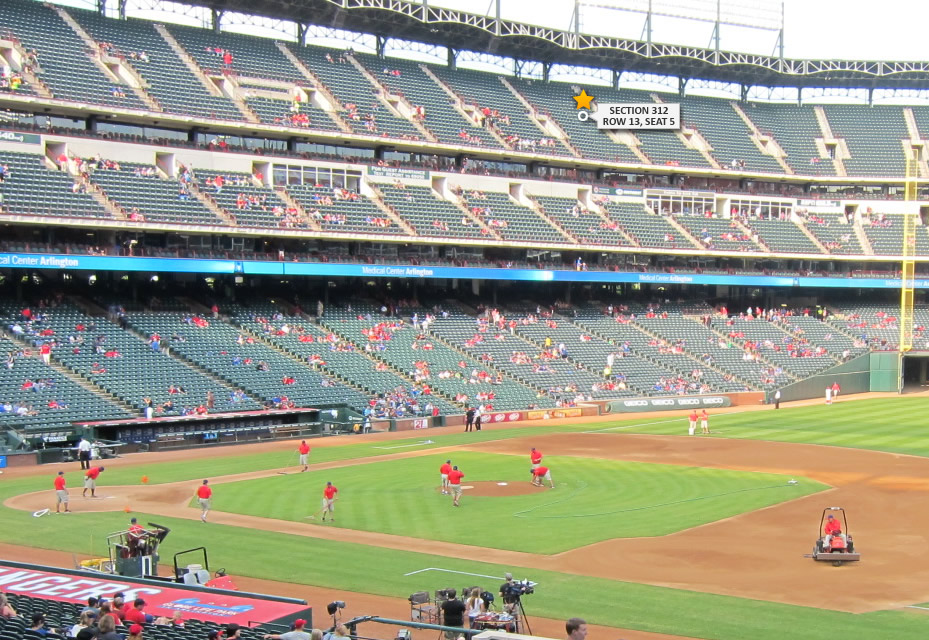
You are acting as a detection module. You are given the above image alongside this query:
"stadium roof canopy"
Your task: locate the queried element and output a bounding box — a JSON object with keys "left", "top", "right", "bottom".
{"left": 181, "top": 0, "right": 929, "bottom": 90}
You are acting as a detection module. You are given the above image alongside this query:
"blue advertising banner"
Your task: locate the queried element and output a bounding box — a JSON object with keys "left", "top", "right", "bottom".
{"left": 0, "top": 252, "right": 926, "bottom": 289}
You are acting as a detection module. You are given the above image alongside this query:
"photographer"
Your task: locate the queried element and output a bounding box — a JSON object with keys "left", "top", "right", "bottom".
{"left": 499, "top": 573, "right": 517, "bottom": 612}
{"left": 439, "top": 589, "right": 465, "bottom": 640}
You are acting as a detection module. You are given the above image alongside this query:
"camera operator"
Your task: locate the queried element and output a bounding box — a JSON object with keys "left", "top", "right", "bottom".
{"left": 499, "top": 573, "right": 517, "bottom": 612}
{"left": 440, "top": 589, "right": 466, "bottom": 640}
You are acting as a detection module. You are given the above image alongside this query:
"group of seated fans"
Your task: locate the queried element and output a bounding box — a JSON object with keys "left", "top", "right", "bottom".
{"left": 0, "top": 588, "right": 263, "bottom": 640}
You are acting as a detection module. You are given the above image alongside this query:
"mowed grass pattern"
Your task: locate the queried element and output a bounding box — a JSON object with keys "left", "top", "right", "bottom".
{"left": 594, "top": 398, "right": 929, "bottom": 456}
{"left": 214, "top": 452, "right": 824, "bottom": 553}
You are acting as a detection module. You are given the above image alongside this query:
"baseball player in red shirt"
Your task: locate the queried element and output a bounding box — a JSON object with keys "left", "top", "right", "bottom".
{"left": 700, "top": 410, "right": 710, "bottom": 434}
{"left": 298, "top": 440, "right": 311, "bottom": 472}
{"left": 447, "top": 465, "right": 465, "bottom": 507}
{"left": 530, "top": 465, "right": 554, "bottom": 488}
{"left": 530, "top": 447, "right": 542, "bottom": 469}
{"left": 439, "top": 459, "right": 452, "bottom": 494}
{"left": 54, "top": 471, "right": 70, "bottom": 513}
{"left": 688, "top": 411, "right": 698, "bottom": 436}
{"left": 322, "top": 481, "right": 338, "bottom": 522}
{"left": 83, "top": 466, "right": 104, "bottom": 498}
{"left": 197, "top": 479, "right": 213, "bottom": 522}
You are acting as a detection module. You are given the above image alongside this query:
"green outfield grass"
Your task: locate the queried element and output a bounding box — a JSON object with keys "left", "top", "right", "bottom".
{"left": 214, "top": 451, "right": 824, "bottom": 553}
{"left": 4, "top": 397, "right": 929, "bottom": 640}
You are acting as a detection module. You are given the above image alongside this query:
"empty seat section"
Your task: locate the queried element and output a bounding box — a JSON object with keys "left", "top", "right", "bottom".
{"left": 73, "top": 10, "right": 242, "bottom": 121}
{"left": 0, "top": 336, "right": 130, "bottom": 433}
{"left": 129, "top": 312, "right": 368, "bottom": 411}
{"left": 434, "top": 66, "right": 568, "bottom": 156}
{"left": 365, "top": 55, "right": 500, "bottom": 148}
{"left": 0, "top": 0, "right": 147, "bottom": 110}
{"left": 286, "top": 184, "right": 405, "bottom": 235}
{"left": 679, "top": 96, "right": 784, "bottom": 173}
{"left": 824, "top": 105, "right": 908, "bottom": 178}
{"left": 195, "top": 169, "right": 295, "bottom": 228}
{"left": 675, "top": 215, "right": 757, "bottom": 252}
{"left": 743, "top": 218, "right": 821, "bottom": 253}
{"left": 533, "top": 195, "right": 632, "bottom": 246}
{"left": 377, "top": 183, "right": 485, "bottom": 239}
{"left": 605, "top": 201, "right": 686, "bottom": 249}
{"left": 459, "top": 189, "right": 567, "bottom": 244}
{"left": 290, "top": 45, "right": 423, "bottom": 140}
{"left": 0, "top": 151, "right": 112, "bottom": 219}
{"left": 509, "top": 78, "right": 642, "bottom": 164}
{"left": 802, "top": 213, "right": 863, "bottom": 254}
{"left": 89, "top": 163, "right": 226, "bottom": 225}
{"left": 741, "top": 102, "right": 835, "bottom": 176}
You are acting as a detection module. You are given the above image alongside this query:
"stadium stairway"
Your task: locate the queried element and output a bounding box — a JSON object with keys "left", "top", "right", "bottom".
{"left": 565, "top": 309, "right": 752, "bottom": 393}
{"left": 233, "top": 310, "right": 460, "bottom": 412}
{"left": 119, "top": 322, "right": 266, "bottom": 407}
{"left": 274, "top": 42, "right": 353, "bottom": 133}
{"left": 0, "top": 328, "right": 135, "bottom": 414}
{"left": 630, "top": 315, "right": 762, "bottom": 391}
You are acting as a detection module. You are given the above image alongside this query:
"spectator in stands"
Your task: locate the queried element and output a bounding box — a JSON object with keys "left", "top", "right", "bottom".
{"left": 0, "top": 592, "right": 17, "bottom": 619}
{"left": 80, "top": 598, "right": 99, "bottom": 618}
{"left": 263, "top": 618, "right": 310, "bottom": 640}
{"left": 127, "top": 624, "right": 144, "bottom": 640}
{"left": 565, "top": 618, "right": 588, "bottom": 640}
{"left": 29, "top": 612, "right": 57, "bottom": 637}
{"left": 96, "top": 614, "right": 121, "bottom": 640}
{"left": 124, "top": 599, "right": 153, "bottom": 625}
{"left": 69, "top": 611, "right": 96, "bottom": 637}
{"left": 439, "top": 590, "right": 465, "bottom": 639}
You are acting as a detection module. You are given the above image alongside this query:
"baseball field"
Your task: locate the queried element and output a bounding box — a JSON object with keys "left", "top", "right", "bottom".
{"left": 4, "top": 393, "right": 929, "bottom": 640}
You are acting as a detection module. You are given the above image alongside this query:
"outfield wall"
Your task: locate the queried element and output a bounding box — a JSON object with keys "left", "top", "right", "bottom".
{"left": 870, "top": 352, "right": 901, "bottom": 391}
{"left": 772, "top": 353, "right": 871, "bottom": 404}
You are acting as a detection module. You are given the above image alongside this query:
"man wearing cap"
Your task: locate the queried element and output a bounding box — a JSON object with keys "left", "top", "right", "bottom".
{"left": 530, "top": 465, "right": 554, "bottom": 488}
{"left": 262, "top": 618, "right": 310, "bottom": 640}
{"left": 197, "top": 479, "right": 212, "bottom": 523}
{"left": 447, "top": 465, "right": 464, "bottom": 507}
{"left": 298, "top": 441, "right": 311, "bottom": 472}
{"left": 54, "top": 471, "right": 71, "bottom": 513}
{"left": 124, "top": 598, "right": 154, "bottom": 625}
{"left": 111, "top": 592, "right": 127, "bottom": 621}
{"left": 127, "top": 624, "right": 144, "bottom": 640}
{"left": 83, "top": 466, "right": 104, "bottom": 498}
{"left": 530, "top": 448, "right": 542, "bottom": 470}
{"left": 321, "top": 481, "right": 338, "bottom": 522}
{"left": 823, "top": 514, "right": 846, "bottom": 548}
{"left": 439, "top": 459, "right": 452, "bottom": 494}
{"left": 127, "top": 518, "right": 145, "bottom": 556}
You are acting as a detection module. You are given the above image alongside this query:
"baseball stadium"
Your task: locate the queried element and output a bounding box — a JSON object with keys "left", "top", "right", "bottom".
{"left": 0, "top": 0, "right": 928, "bottom": 639}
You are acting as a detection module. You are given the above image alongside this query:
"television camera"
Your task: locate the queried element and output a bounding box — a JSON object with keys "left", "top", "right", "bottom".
{"left": 501, "top": 579, "right": 535, "bottom": 599}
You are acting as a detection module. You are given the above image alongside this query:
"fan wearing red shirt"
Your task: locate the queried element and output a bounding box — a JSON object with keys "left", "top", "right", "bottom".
{"left": 54, "top": 471, "right": 70, "bottom": 513}
{"left": 298, "top": 440, "right": 311, "bottom": 472}
{"left": 530, "top": 465, "right": 554, "bottom": 489}
{"left": 439, "top": 459, "right": 452, "bottom": 494}
{"left": 197, "top": 479, "right": 212, "bottom": 523}
{"left": 124, "top": 599, "right": 154, "bottom": 625}
{"left": 530, "top": 447, "right": 542, "bottom": 469}
{"left": 82, "top": 466, "right": 104, "bottom": 498}
{"left": 322, "top": 481, "right": 338, "bottom": 522}
{"left": 447, "top": 465, "right": 465, "bottom": 507}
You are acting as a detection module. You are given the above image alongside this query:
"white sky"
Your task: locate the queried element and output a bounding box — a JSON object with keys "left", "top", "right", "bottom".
{"left": 424, "top": 0, "right": 929, "bottom": 62}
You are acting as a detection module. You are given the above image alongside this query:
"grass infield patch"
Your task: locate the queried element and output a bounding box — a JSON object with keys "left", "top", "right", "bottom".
{"left": 213, "top": 451, "right": 825, "bottom": 553}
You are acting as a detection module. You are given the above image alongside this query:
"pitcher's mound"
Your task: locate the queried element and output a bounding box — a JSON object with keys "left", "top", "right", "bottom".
{"left": 454, "top": 481, "right": 541, "bottom": 497}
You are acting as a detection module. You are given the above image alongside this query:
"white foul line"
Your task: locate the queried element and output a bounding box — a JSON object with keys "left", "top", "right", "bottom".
{"left": 404, "top": 567, "right": 504, "bottom": 580}
{"left": 373, "top": 440, "right": 436, "bottom": 450}
{"left": 582, "top": 409, "right": 749, "bottom": 434}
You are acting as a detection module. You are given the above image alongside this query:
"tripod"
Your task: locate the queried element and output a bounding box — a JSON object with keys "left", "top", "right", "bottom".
{"left": 510, "top": 597, "right": 531, "bottom": 636}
